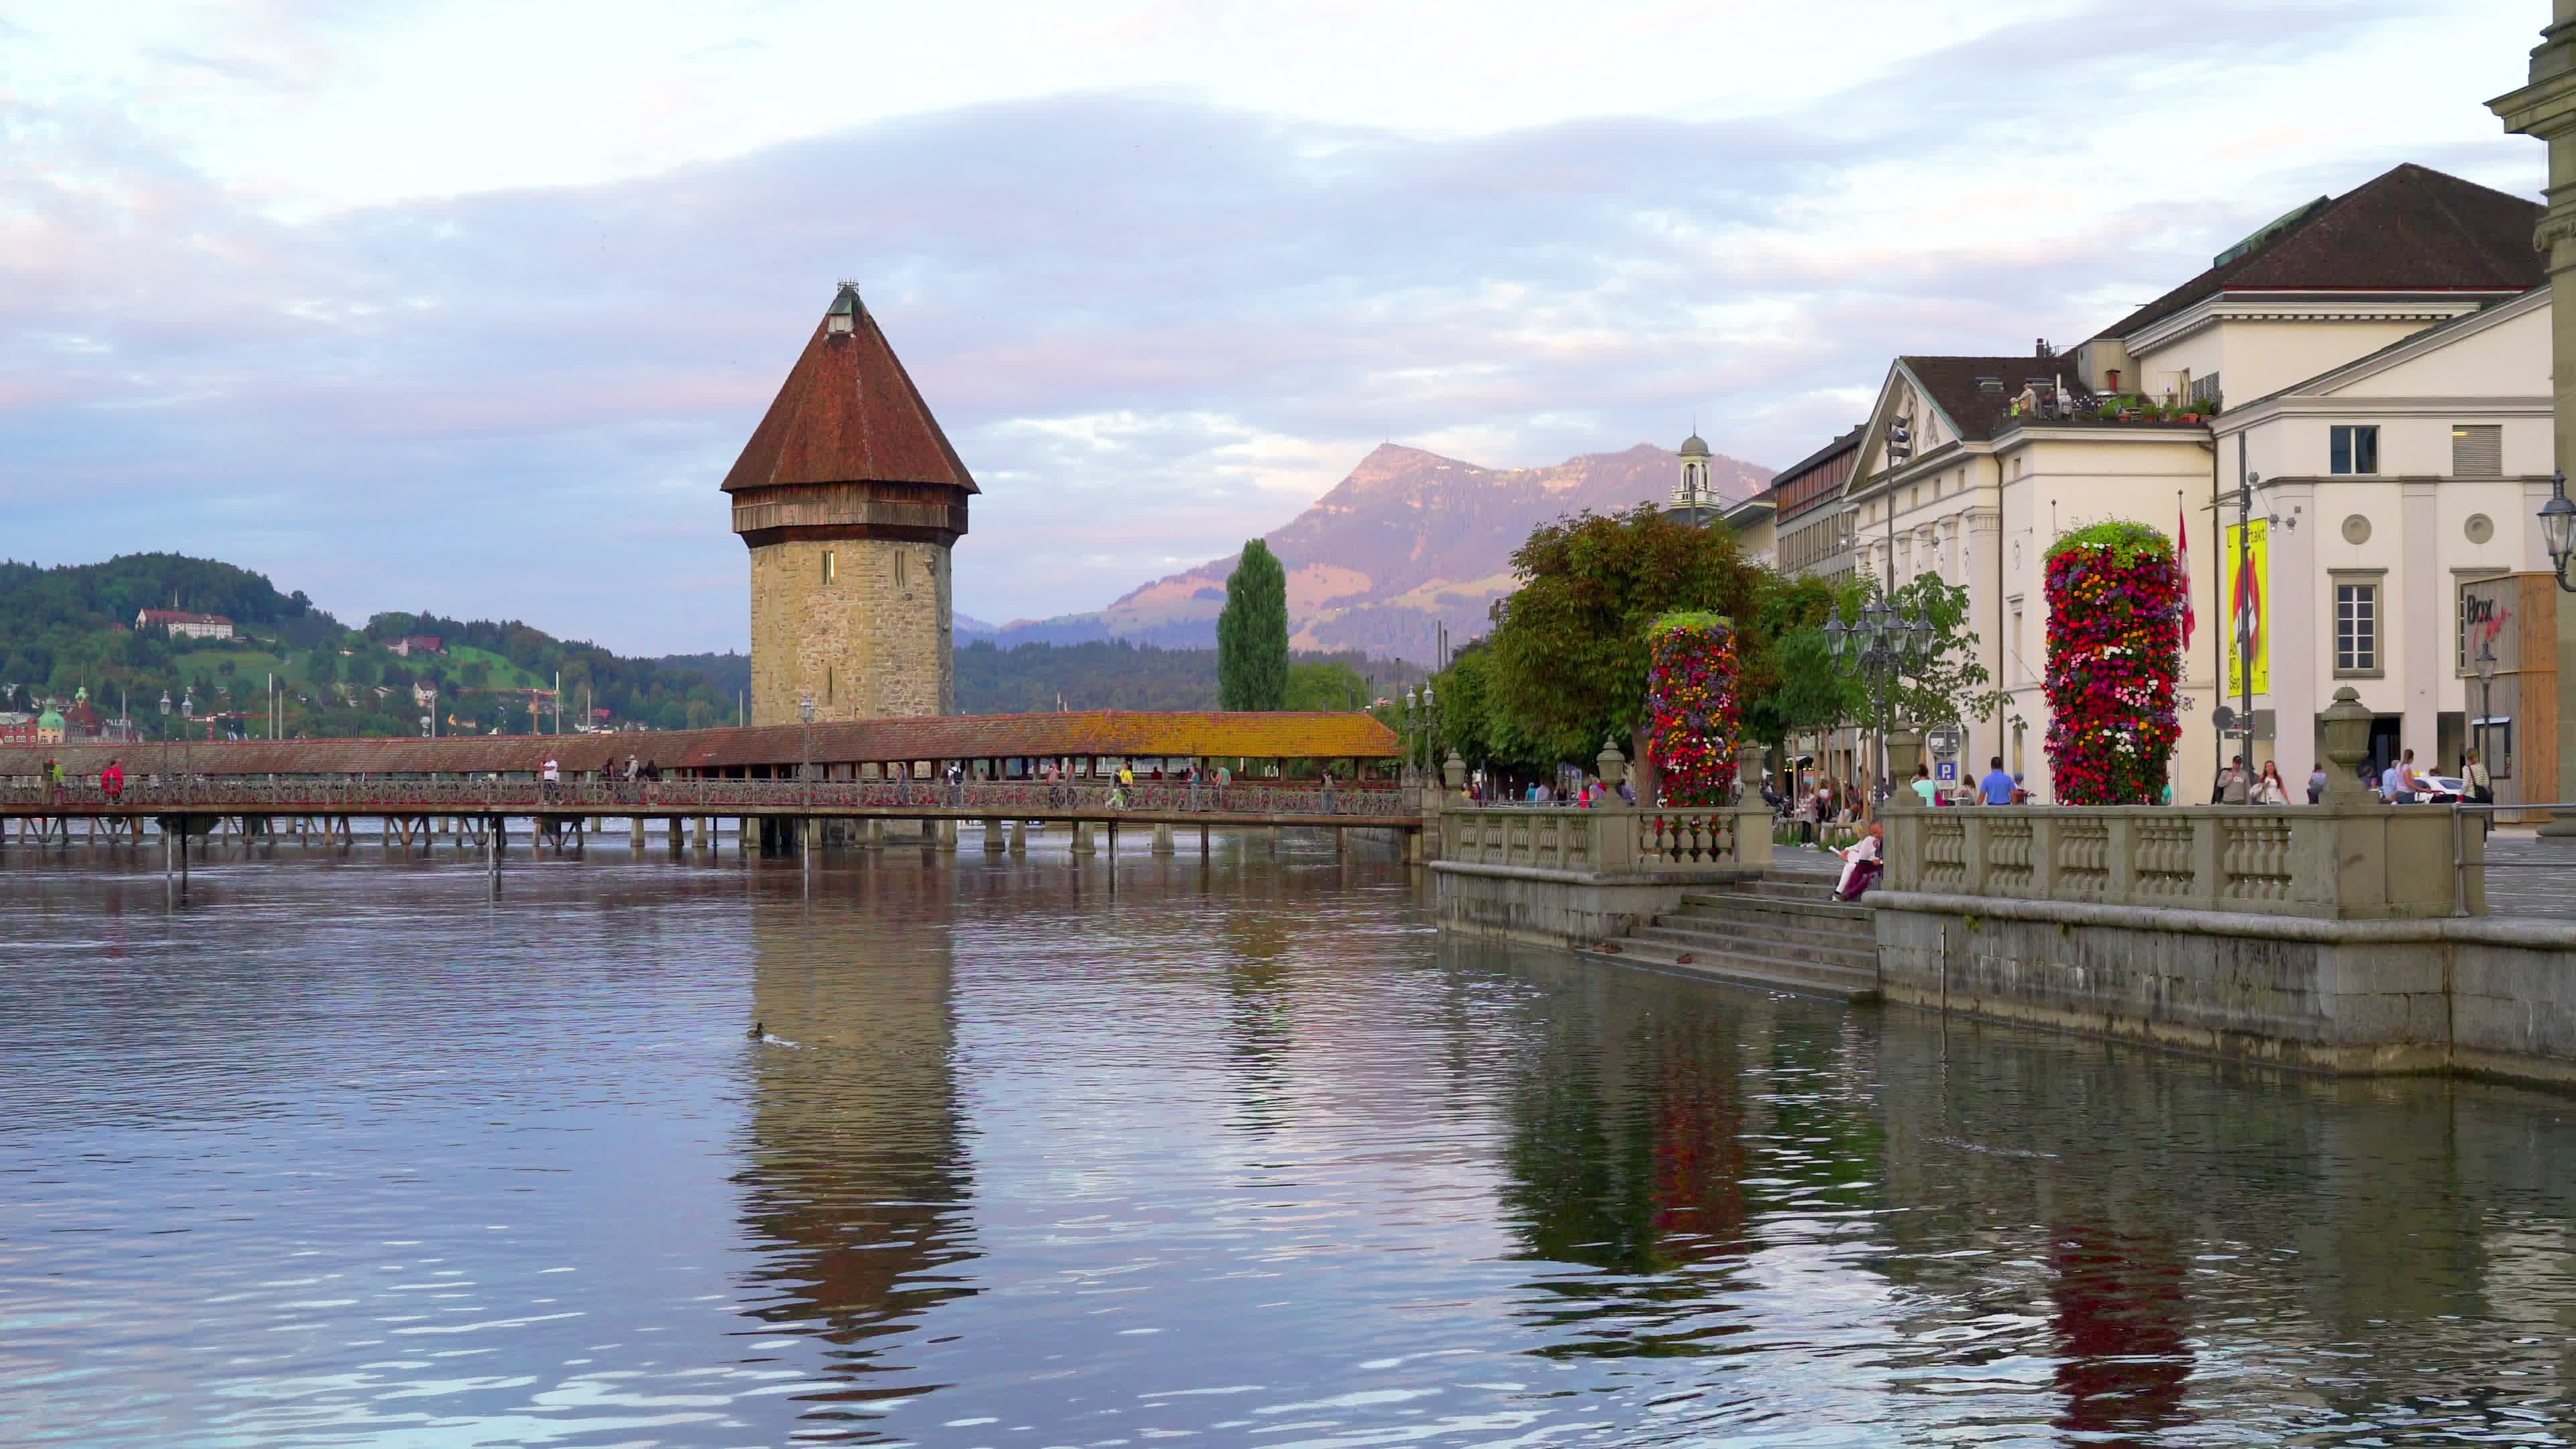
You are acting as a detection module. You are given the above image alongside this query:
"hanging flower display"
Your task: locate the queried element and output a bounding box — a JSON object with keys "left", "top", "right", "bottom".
{"left": 1644, "top": 612, "right": 1740, "bottom": 806}
{"left": 2043, "top": 521, "right": 2184, "bottom": 805}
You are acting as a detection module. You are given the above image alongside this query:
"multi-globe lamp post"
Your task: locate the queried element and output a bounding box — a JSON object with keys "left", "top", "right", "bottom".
{"left": 1823, "top": 599, "right": 1934, "bottom": 806}
{"left": 1403, "top": 684, "right": 1438, "bottom": 784}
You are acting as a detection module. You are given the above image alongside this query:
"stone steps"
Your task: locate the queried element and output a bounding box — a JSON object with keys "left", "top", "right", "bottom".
{"left": 1580, "top": 873, "right": 1881, "bottom": 1003}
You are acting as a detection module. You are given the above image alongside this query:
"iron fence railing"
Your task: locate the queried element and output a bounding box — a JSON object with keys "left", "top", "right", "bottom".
{"left": 0, "top": 776, "right": 1409, "bottom": 820}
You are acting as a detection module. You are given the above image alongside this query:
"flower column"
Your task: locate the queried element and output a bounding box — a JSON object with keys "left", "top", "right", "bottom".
{"left": 2044, "top": 523, "right": 2186, "bottom": 805}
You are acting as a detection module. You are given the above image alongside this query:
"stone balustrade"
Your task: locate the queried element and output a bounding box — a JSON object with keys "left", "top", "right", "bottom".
{"left": 1440, "top": 803, "right": 1774, "bottom": 874}
{"left": 1885, "top": 802, "right": 2481, "bottom": 919}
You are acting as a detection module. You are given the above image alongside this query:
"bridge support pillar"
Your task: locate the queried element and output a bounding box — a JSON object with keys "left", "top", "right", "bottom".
{"left": 1200, "top": 824, "right": 1210, "bottom": 861}
{"left": 935, "top": 818, "right": 958, "bottom": 851}
{"left": 1072, "top": 820, "right": 1096, "bottom": 855}
{"left": 859, "top": 817, "right": 883, "bottom": 849}
{"left": 1152, "top": 822, "right": 1174, "bottom": 855}
{"left": 692, "top": 816, "right": 707, "bottom": 852}
{"left": 1268, "top": 823, "right": 1281, "bottom": 853}
{"left": 669, "top": 817, "right": 683, "bottom": 852}
{"left": 982, "top": 818, "right": 1006, "bottom": 853}
{"left": 631, "top": 816, "right": 646, "bottom": 850}
{"left": 1334, "top": 826, "right": 1347, "bottom": 859}
{"left": 1009, "top": 819, "right": 1026, "bottom": 854}
{"left": 1403, "top": 827, "right": 1423, "bottom": 865}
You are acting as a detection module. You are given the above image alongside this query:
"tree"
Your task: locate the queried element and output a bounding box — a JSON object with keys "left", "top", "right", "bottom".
{"left": 1217, "top": 539, "right": 1289, "bottom": 710}
{"left": 1486, "top": 506, "right": 1771, "bottom": 802}
{"left": 1285, "top": 659, "right": 1368, "bottom": 710}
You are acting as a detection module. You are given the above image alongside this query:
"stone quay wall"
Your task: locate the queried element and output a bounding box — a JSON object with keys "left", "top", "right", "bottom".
{"left": 1430, "top": 803, "right": 1771, "bottom": 949}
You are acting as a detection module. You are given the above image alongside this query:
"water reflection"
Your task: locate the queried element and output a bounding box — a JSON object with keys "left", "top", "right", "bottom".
{"left": 734, "top": 869, "right": 977, "bottom": 1434}
{"left": 11, "top": 849, "right": 2576, "bottom": 1443}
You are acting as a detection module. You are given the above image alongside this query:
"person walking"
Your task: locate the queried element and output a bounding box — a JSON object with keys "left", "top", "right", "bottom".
{"left": 100, "top": 758, "right": 124, "bottom": 802}
{"left": 2255, "top": 761, "right": 2289, "bottom": 806}
{"left": 2306, "top": 763, "right": 2328, "bottom": 805}
{"left": 1977, "top": 755, "right": 2015, "bottom": 806}
{"left": 541, "top": 755, "right": 561, "bottom": 802}
{"left": 2465, "top": 747, "right": 2495, "bottom": 837}
{"left": 2214, "top": 755, "right": 2251, "bottom": 805}
{"left": 1910, "top": 761, "right": 1939, "bottom": 808}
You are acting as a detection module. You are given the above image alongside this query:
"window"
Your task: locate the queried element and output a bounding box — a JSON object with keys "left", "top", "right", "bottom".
{"left": 2453, "top": 424, "right": 2502, "bottom": 478}
{"left": 825, "top": 666, "right": 835, "bottom": 706}
{"left": 2335, "top": 581, "right": 2379, "bottom": 674}
{"left": 895, "top": 551, "right": 909, "bottom": 589}
{"left": 2190, "top": 373, "right": 2222, "bottom": 411}
{"left": 822, "top": 549, "right": 837, "bottom": 584}
{"left": 2330, "top": 425, "right": 2379, "bottom": 475}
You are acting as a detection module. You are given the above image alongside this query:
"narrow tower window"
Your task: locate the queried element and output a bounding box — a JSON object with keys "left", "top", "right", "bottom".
{"left": 896, "top": 551, "right": 909, "bottom": 589}
{"left": 822, "top": 549, "right": 837, "bottom": 584}
{"left": 826, "top": 667, "right": 835, "bottom": 705}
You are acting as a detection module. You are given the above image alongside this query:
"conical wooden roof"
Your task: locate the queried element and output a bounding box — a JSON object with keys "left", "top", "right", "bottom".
{"left": 721, "top": 285, "right": 979, "bottom": 495}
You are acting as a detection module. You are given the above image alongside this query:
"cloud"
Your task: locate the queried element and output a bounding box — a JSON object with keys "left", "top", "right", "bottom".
{"left": 0, "top": 0, "right": 2550, "bottom": 651}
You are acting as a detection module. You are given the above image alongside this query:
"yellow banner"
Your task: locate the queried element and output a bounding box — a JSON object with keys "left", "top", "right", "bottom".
{"left": 2223, "top": 517, "right": 2269, "bottom": 697}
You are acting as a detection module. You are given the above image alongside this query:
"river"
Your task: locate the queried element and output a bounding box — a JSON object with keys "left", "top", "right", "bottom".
{"left": 5, "top": 837, "right": 2576, "bottom": 1445}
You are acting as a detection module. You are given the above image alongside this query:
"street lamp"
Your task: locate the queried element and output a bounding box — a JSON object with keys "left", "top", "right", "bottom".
{"left": 2475, "top": 637, "right": 2500, "bottom": 778}
{"left": 2541, "top": 472, "right": 2576, "bottom": 592}
{"left": 1420, "top": 684, "right": 1436, "bottom": 777}
{"left": 1827, "top": 598, "right": 1933, "bottom": 804}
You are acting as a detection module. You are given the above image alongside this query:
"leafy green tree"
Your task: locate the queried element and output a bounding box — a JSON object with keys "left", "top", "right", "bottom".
{"left": 1487, "top": 506, "right": 1771, "bottom": 801}
{"left": 1217, "top": 539, "right": 1289, "bottom": 711}
{"left": 1285, "top": 659, "right": 1368, "bottom": 710}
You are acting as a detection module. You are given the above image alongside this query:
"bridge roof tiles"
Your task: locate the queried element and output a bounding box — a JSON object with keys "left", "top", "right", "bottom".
{"left": 0, "top": 710, "right": 1398, "bottom": 777}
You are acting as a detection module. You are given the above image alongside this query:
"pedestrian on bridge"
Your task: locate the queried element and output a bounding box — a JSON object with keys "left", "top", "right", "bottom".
{"left": 100, "top": 759, "right": 124, "bottom": 802}
{"left": 541, "top": 755, "right": 561, "bottom": 801}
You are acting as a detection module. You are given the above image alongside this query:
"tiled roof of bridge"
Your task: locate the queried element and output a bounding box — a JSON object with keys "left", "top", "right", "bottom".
{"left": 0, "top": 711, "right": 1398, "bottom": 776}
{"left": 720, "top": 284, "right": 979, "bottom": 496}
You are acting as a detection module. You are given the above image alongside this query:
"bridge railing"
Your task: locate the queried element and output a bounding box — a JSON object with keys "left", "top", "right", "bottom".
{"left": 0, "top": 776, "right": 1409, "bottom": 819}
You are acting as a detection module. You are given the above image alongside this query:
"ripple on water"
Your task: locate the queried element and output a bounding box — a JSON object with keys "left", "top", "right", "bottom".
{"left": 3, "top": 845, "right": 2576, "bottom": 1444}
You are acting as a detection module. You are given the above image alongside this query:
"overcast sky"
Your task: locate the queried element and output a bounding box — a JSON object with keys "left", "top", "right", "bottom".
{"left": 0, "top": 1, "right": 2553, "bottom": 652}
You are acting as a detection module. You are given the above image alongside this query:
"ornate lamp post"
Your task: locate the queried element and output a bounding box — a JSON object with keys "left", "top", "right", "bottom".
{"left": 2542, "top": 472, "right": 2576, "bottom": 591}
{"left": 1825, "top": 600, "right": 1934, "bottom": 805}
{"left": 2475, "top": 638, "right": 2500, "bottom": 780}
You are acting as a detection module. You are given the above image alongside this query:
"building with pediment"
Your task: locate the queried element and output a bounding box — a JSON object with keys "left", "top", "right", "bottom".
{"left": 1776, "top": 163, "right": 2548, "bottom": 802}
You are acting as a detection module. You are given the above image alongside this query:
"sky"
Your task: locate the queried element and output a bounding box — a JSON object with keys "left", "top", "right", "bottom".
{"left": 0, "top": 1, "right": 2556, "bottom": 653}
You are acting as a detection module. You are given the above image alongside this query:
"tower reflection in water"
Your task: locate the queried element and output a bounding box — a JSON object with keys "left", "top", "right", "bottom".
{"left": 732, "top": 869, "right": 975, "bottom": 1436}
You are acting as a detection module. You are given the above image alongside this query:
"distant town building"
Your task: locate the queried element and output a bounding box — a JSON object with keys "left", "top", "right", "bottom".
{"left": 0, "top": 714, "right": 33, "bottom": 745}
{"left": 1664, "top": 432, "right": 1726, "bottom": 527}
{"left": 390, "top": 636, "right": 444, "bottom": 657}
{"left": 412, "top": 680, "right": 438, "bottom": 708}
{"left": 36, "top": 705, "right": 64, "bottom": 744}
{"left": 136, "top": 609, "right": 235, "bottom": 640}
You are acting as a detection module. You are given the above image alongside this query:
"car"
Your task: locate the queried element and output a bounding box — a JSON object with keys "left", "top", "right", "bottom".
{"left": 2416, "top": 775, "right": 2467, "bottom": 805}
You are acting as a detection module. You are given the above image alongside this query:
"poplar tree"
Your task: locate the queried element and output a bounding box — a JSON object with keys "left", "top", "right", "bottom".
{"left": 1218, "top": 539, "right": 1289, "bottom": 710}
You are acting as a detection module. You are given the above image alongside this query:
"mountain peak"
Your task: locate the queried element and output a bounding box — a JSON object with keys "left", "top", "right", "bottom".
{"left": 991, "top": 440, "right": 1774, "bottom": 660}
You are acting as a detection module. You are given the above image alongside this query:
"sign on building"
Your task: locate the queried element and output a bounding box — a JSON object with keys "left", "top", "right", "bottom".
{"left": 2224, "top": 517, "right": 2269, "bottom": 696}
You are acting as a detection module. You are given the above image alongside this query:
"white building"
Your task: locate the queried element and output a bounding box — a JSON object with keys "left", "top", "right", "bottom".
{"left": 1829, "top": 163, "right": 2544, "bottom": 801}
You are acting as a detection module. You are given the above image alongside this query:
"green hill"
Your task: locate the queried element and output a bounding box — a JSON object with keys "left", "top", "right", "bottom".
{"left": 0, "top": 554, "right": 735, "bottom": 739}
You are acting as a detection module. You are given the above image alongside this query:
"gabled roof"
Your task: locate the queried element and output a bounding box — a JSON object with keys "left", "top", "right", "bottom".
{"left": 1896, "top": 356, "right": 2071, "bottom": 444}
{"left": 2100, "top": 164, "right": 2542, "bottom": 343}
{"left": 720, "top": 284, "right": 979, "bottom": 495}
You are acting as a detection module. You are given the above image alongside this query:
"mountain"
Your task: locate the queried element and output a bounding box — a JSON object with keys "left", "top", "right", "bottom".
{"left": 987, "top": 441, "right": 1768, "bottom": 660}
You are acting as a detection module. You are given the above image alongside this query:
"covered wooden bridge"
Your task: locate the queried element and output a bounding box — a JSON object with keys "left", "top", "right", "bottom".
{"left": 0, "top": 710, "right": 1419, "bottom": 865}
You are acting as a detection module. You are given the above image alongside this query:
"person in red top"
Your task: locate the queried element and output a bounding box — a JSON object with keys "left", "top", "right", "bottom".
{"left": 100, "top": 759, "right": 125, "bottom": 800}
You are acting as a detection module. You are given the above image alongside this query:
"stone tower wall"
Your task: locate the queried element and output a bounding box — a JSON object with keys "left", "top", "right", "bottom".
{"left": 748, "top": 537, "right": 953, "bottom": 726}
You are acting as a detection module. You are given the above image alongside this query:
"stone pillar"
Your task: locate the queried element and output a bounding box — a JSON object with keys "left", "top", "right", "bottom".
{"left": 1152, "top": 822, "right": 1175, "bottom": 855}
{"left": 669, "top": 816, "right": 683, "bottom": 850}
{"left": 631, "top": 816, "right": 646, "bottom": 849}
{"left": 935, "top": 818, "right": 958, "bottom": 851}
{"left": 983, "top": 817, "right": 1007, "bottom": 853}
{"left": 2495, "top": 15, "right": 2576, "bottom": 828}
{"left": 1072, "top": 820, "right": 1096, "bottom": 855}
{"left": 1009, "top": 819, "right": 1026, "bottom": 853}
{"left": 692, "top": 816, "right": 706, "bottom": 851}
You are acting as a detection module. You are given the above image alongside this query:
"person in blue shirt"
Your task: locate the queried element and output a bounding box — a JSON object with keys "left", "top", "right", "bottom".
{"left": 1978, "top": 755, "right": 2017, "bottom": 806}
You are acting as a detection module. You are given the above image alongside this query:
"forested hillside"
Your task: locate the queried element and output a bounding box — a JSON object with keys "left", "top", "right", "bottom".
{"left": 0, "top": 555, "right": 735, "bottom": 737}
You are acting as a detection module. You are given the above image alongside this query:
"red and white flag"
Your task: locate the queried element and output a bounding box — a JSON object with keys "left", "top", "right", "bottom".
{"left": 2177, "top": 500, "right": 2196, "bottom": 647}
